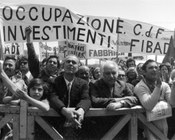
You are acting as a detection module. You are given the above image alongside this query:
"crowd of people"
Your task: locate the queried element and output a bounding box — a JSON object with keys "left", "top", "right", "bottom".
{"left": 0, "top": 26, "right": 175, "bottom": 140}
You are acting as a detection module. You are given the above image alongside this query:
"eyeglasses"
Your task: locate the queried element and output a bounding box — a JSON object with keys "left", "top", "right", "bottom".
{"left": 118, "top": 74, "right": 126, "bottom": 77}
{"left": 65, "top": 60, "right": 77, "bottom": 65}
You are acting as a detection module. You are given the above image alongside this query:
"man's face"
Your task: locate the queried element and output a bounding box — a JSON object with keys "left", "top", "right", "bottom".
{"left": 20, "top": 60, "right": 29, "bottom": 74}
{"left": 3, "top": 59, "right": 16, "bottom": 77}
{"left": 103, "top": 64, "right": 118, "bottom": 86}
{"left": 128, "top": 61, "right": 135, "bottom": 68}
{"left": 144, "top": 62, "right": 158, "bottom": 81}
{"left": 117, "top": 70, "right": 126, "bottom": 81}
{"left": 64, "top": 56, "right": 79, "bottom": 74}
{"left": 46, "top": 57, "right": 58, "bottom": 72}
{"left": 78, "top": 67, "right": 90, "bottom": 81}
{"left": 160, "top": 66, "right": 168, "bottom": 74}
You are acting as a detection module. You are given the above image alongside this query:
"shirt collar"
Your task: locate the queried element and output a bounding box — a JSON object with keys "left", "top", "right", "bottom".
{"left": 25, "top": 71, "right": 32, "bottom": 79}
{"left": 64, "top": 77, "right": 74, "bottom": 86}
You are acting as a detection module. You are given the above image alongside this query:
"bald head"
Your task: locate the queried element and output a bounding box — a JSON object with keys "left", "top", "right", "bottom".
{"left": 102, "top": 61, "right": 118, "bottom": 86}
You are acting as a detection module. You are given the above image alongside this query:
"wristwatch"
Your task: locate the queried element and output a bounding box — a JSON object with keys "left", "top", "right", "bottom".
{"left": 120, "top": 100, "right": 125, "bottom": 107}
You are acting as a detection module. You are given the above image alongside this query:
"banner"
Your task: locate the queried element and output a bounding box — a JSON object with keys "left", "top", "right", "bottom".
{"left": 39, "top": 42, "right": 58, "bottom": 60}
{"left": 3, "top": 43, "right": 24, "bottom": 57}
{"left": 0, "top": 3, "right": 173, "bottom": 58}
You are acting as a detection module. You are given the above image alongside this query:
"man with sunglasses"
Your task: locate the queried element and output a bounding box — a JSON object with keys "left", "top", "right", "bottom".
{"left": 117, "top": 69, "right": 134, "bottom": 92}
{"left": 18, "top": 55, "right": 33, "bottom": 85}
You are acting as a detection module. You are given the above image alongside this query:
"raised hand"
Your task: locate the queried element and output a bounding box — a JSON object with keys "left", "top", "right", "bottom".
{"left": 156, "top": 70, "right": 162, "bottom": 87}
{"left": 25, "top": 26, "right": 32, "bottom": 42}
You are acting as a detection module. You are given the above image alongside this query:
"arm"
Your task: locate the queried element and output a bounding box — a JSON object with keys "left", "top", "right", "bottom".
{"left": 3, "top": 95, "right": 20, "bottom": 105}
{"left": 90, "top": 83, "right": 115, "bottom": 108}
{"left": 134, "top": 83, "right": 161, "bottom": 111}
{"left": 170, "top": 81, "right": 175, "bottom": 107}
{"left": 25, "top": 27, "right": 40, "bottom": 78}
{"left": 0, "top": 70, "right": 21, "bottom": 104}
{"left": 76, "top": 81, "right": 91, "bottom": 112}
{"left": 16, "top": 89, "right": 50, "bottom": 111}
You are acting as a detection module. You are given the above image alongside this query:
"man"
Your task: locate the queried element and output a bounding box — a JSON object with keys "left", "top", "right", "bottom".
{"left": 0, "top": 56, "right": 27, "bottom": 139}
{"left": 49, "top": 55, "right": 91, "bottom": 139}
{"left": 91, "top": 60, "right": 138, "bottom": 109}
{"left": 77, "top": 65, "right": 90, "bottom": 82}
{"left": 117, "top": 69, "right": 134, "bottom": 92}
{"left": 89, "top": 61, "right": 138, "bottom": 139}
{"left": 126, "top": 58, "right": 136, "bottom": 69}
{"left": 18, "top": 55, "right": 33, "bottom": 85}
{"left": 134, "top": 59, "right": 175, "bottom": 140}
{"left": 2, "top": 56, "right": 27, "bottom": 102}
{"left": 25, "top": 27, "right": 60, "bottom": 83}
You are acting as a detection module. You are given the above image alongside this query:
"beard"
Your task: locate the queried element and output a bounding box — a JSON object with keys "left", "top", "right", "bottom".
{"left": 46, "top": 65, "right": 57, "bottom": 74}
{"left": 4, "top": 69, "right": 15, "bottom": 77}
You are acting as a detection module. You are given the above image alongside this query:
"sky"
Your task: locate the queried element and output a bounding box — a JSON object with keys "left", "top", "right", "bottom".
{"left": 0, "top": 0, "right": 175, "bottom": 30}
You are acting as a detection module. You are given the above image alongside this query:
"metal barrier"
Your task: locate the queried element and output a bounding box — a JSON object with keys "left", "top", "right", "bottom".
{"left": 0, "top": 101, "right": 171, "bottom": 140}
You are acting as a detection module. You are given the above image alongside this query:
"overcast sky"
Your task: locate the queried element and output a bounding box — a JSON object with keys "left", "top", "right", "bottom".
{"left": 0, "top": 0, "right": 175, "bottom": 30}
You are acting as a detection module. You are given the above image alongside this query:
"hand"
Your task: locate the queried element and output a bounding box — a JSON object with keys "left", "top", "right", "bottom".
{"left": 156, "top": 71, "right": 162, "bottom": 87}
{"left": 25, "top": 26, "right": 32, "bottom": 42}
{"left": 14, "top": 89, "right": 28, "bottom": 100}
{"left": 75, "top": 108, "right": 85, "bottom": 128}
{"left": 106, "top": 102, "right": 122, "bottom": 110}
{"left": 61, "top": 107, "right": 81, "bottom": 128}
{"left": 162, "top": 71, "right": 169, "bottom": 82}
{"left": 123, "top": 96, "right": 138, "bottom": 104}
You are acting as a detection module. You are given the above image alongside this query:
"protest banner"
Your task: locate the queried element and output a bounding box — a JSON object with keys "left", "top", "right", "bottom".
{"left": 0, "top": 3, "right": 173, "bottom": 59}
{"left": 39, "top": 42, "right": 58, "bottom": 60}
{"left": 58, "top": 41, "right": 86, "bottom": 59}
{"left": 3, "top": 42, "right": 24, "bottom": 57}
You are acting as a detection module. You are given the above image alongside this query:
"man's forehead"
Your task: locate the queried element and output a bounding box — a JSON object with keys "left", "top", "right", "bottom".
{"left": 65, "top": 56, "right": 79, "bottom": 62}
{"left": 118, "top": 70, "right": 125, "bottom": 74}
{"left": 4, "top": 59, "right": 16, "bottom": 64}
{"left": 147, "top": 62, "right": 157, "bottom": 67}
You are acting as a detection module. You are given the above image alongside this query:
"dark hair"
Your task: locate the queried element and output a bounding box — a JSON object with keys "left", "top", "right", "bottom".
{"left": 91, "top": 66, "right": 100, "bottom": 80}
{"left": 126, "top": 58, "right": 136, "bottom": 68}
{"left": 4, "top": 55, "right": 17, "bottom": 69}
{"left": 18, "top": 55, "right": 28, "bottom": 63}
{"left": 4, "top": 55, "right": 16, "bottom": 62}
{"left": 46, "top": 55, "right": 60, "bottom": 68}
{"left": 42, "top": 58, "right": 47, "bottom": 65}
{"left": 142, "top": 59, "right": 156, "bottom": 71}
{"left": 159, "top": 63, "right": 171, "bottom": 73}
{"left": 28, "top": 78, "right": 49, "bottom": 100}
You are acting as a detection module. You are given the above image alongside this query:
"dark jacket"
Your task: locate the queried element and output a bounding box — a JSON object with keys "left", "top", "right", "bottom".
{"left": 26, "top": 43, "right": 59, "bottom": 83}
{"left": 90, "top": 79, "right": 138, "bottom": 108}
{"left": 49, "top": 75, "right": 91, "bottom": 113}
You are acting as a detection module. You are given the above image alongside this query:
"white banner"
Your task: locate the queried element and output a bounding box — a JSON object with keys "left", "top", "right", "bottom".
{"left": 0, "top": 3, "right": 173, "bottom": 57}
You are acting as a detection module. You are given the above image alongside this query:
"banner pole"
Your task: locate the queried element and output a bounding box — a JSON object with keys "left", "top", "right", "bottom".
{"left": 116, "top": 17, "right": 120, "bottom": 63}
{"left": 0, "top": 30, "right": 4, "bottom": 60}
